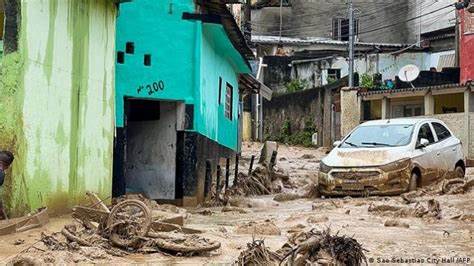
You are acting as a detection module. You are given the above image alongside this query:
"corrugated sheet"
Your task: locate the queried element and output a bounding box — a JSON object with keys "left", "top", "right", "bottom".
{"left": 252, "top": 35, "right": 411, "bottom": 48}
{"left": 438, "top": 53, "right": 456, "bottom": 70}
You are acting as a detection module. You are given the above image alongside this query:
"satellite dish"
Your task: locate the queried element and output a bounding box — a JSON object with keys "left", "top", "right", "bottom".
{"left": 398, "top": 64, "right": 420, "bottom": 82}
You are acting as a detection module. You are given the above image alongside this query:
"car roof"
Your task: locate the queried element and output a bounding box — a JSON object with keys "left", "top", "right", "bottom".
{"left": 360, "top": 117, "right": 435, "bottom": 126}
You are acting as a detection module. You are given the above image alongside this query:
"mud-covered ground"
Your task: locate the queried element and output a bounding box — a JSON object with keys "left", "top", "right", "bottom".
{"left": 0, "top": 142, "right": 473, "bottom": 265}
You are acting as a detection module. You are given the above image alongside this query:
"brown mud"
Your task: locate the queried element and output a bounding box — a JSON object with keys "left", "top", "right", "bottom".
{"left": 0, "top": 142, "right": 473, "bottom": 264}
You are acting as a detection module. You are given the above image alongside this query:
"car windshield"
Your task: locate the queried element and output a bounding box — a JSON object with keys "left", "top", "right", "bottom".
{"left": 341, "top": 124, "right": 414, "bottom": 148}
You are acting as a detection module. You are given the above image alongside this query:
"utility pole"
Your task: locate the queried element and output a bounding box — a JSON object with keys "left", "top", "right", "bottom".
{"left": 348, "top": 0, "right": 355, "bottom": 87}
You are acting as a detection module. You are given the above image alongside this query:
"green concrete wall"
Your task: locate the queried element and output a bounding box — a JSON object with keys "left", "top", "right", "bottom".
{"left": 116, "top": 0, "right": 250, "bottom": 151}
{"left": 0, "top": 0, "right": 117, "bottom": 216}
{"left": 115, "top": 0, "right": 196, "bottom": 126}
{"left": 196, "top": 24, "right": 246, "bottom": 150}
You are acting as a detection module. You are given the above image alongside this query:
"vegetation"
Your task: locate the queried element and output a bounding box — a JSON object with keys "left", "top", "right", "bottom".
{"left": 284, "top": 79, "right": 309, "bottom": 93}
{"left": 360, "top": 73, "right": 375, "bottom": 89}
{"left": 268, "top": 119, "right": 315, "bottom": 147}
{"left": 326, "top": 76, "right": 337, "bottom": 85}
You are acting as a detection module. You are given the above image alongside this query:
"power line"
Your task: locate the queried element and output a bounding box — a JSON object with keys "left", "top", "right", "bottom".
{"left": 250, "top": 1, "right": 455, "bottom": 39}
{"left": 249, "top": 0, "right": 438, "bottom": 35}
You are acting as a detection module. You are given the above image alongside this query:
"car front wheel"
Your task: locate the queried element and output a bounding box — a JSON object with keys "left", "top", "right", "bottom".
{"left": 455, "top": 166, "right": 465, "bottom": 179}
{"left": 408, "top": 172, "right": 419, "bottom": 191}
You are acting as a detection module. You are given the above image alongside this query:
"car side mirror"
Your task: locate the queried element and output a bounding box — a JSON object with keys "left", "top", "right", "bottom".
{"left": 417, "top": 138, "right": 429, "bottom": 149}
{"left": 333, "top": 141, "right": 342, "bottom": 147}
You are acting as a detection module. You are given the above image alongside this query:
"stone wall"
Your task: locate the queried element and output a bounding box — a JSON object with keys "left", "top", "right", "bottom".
{"left": 432, "top": 113, "right": 469, "bottom": 156}
{"left": 263, "top": 87, "right": 324, "bottom": 145}
{"left": 340, "top": 87, "right": 361, "bottom": 137}
{"left": 263, "top": 80, "right": 345, "bottom": 147}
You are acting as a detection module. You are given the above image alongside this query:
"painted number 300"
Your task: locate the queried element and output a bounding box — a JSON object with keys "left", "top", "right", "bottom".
{"left": 137, "top": 81, "right": 165, "bottom": 95}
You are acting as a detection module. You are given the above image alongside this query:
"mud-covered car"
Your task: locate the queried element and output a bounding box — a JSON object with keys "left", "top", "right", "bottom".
{"left": 319, "top": 118, "right": 465, "bottom": 196}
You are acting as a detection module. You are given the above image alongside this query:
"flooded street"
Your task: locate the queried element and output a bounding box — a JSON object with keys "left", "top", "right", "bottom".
{"left": 0, "top": 143, "right": 473, "bottom": 265}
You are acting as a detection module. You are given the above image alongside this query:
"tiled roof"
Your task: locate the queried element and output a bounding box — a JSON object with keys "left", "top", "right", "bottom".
{"left": 358, "top": 83, "right": 467, "bottom": 97}
{"left": 252, "top": 35, "right": 413, "bottom": 49}
{"left": 197, "top": 1, "right": 254, "bottom": 62}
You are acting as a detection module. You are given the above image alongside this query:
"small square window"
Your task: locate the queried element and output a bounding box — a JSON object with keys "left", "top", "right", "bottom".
{"left": 225, "top": 83, "right": 233, "bottom": 120}
{"left": 144, "top": 54, "right": 151, "bottom": 66}
{"left": 126, "top": 42, "right": 135, "bottom": 54}
{"left": 117, "top": 51, "right": 125, "bottom": 64}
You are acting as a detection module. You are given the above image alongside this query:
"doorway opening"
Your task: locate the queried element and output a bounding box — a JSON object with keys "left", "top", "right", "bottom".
{"left": 114, "top": 99, "right": 180, "bottom": 201}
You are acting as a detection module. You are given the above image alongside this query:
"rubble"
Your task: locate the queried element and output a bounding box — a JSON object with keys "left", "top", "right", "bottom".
{"left": 384, "top": 219, "right": 410, "bottom": 228}
{"left": 278, "top": 228, "right": 367, "bottom": 266}
{"left": 236, "top": 239, "right": 280, "bottom": 265}
{"left": 224, "top": 165, "right": 292, "bottom": 199}
{"left": 0, "top": 207, "right": 49, "bottom": 236}
{"left": 312, "top": 200, "right": 342, "bottom": 210}
{"left": 273, "top": 192, "right": 301, "bottom": 202}
{"left": 441, "top": 178, "right": 474, "bottom": 194}
{"left": 9, "top": 194, "right": 221, "bottom": 264}
{"left": 235, "top": 220, "right": 281, "bottom": 236}
{"left": 300, "top": 154, "right": 315, "bottom": 159}
{"left": 459, "top": 213, "right": 474, "bottom": 222}
{"left": 368, "top": 199, "right": 442, "bottom": 219}
{"left": 221, "top": 206, "right": 250, "bottom": 214}
{"left": 259, "top": 141, "right": 279, "bottom": 166}
{"left": 237, "top": 228, "right": 367, "bottom": 266}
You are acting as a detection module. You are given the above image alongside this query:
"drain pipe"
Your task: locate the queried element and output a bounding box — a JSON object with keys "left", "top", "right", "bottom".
{"left": 256, "top": 57, "right": 267, "bottom": 142}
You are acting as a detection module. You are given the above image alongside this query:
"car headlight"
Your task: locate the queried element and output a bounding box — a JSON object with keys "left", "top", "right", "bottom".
{"left": 379, "top": 158, "right": 411, "bottom": 172}
{"left": 319, "top": 161, "right": 332, "bottom": 174}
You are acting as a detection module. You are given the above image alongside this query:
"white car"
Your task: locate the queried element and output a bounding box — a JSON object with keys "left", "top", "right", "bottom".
{"left": 319, "top": 118, "right": 466, "bottom": 196}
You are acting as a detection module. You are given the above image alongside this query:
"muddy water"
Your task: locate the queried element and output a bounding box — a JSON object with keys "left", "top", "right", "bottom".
{"left": 1, "top": 143, "right": 473, "bottom": 264}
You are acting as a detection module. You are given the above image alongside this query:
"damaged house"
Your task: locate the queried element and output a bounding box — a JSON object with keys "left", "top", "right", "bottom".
{"left": 113, "top": 0, "right": 264, "bottom": 206}
{"left": 0, "top": 0, "right": 130, "bottom": 216}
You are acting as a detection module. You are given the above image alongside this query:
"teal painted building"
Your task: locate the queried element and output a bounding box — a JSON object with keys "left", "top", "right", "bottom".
{"left": 114, "top": 0, "right": 256, "bottom": 205}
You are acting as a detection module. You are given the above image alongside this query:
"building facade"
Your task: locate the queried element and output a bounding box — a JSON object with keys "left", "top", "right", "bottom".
{"left": 460, "top": 4, "right": 474, "bottom": 84}
{"left": 252, "top": 0, "right": 418, "bottom": 43}
{"left": 0, "top": 0, "right": 125, "bottom": 216}
{"left": 113, "top": 0, "right": 256, "bottom": 206}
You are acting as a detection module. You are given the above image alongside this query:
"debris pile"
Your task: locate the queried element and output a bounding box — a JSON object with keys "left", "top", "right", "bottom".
{"left": 236, "top": 228, "right": 367, "bottom": 266}
{"left": 235, "top": 220, "right": 281, "bottom": 236}
{"left": 0, "top": 207, "right": 49, "bottom": 236}
{"left": 368, "top": 199, "right": 442, "bottom": 219}
{"left": 441, "top": 178, "right": 474, "bottom": 195}
{"left": 384, "top": 219, "right": 410, "bottom": 228}
{"left": 236, "top": 239, "right": 280, "bottom": 265}
{"left": 11, "top": 194, "right": 220, "bottom": 264}
{"left": 228, "top": 166, "right": 291, "bottom": 197}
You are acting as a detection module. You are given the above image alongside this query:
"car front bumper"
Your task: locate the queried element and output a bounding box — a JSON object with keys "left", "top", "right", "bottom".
{"left": 318, "top": 164, "right": 411, "bottom": 196}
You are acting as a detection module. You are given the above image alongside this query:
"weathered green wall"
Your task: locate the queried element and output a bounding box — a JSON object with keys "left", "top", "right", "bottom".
{"left": 0, "top": 0, "right": 117, "bottom": 216}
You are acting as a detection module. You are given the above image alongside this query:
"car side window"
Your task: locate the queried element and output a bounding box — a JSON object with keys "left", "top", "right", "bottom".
{"left": 432, "top": 122, "right": 451, "bottom": 141}
{"left": 417, "top": 123, "right": 435, "bottom": 144}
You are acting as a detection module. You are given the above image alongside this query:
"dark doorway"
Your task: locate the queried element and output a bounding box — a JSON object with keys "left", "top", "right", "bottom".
{"left": 113, "top": 99, "right": 178, "bottom": 200}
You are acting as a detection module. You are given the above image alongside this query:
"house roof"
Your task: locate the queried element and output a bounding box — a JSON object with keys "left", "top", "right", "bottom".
{"left": 252, "top": 35, "right": 414, "bottom": 49}
{"left": 251, "top": 0, "right": 291, "bottom": 9}
{"left": 358, "top": 83, "right": 469, "bottom": 97}
{"left": 239, "top": 74, "right": 273, "bottom": 100}
{"left": 196, "top": 1, "right": 255, "bottom": 62}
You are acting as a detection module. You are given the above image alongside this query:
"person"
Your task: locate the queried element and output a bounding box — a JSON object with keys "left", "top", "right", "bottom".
{"left": 0, "top": 151, "right": 14, "bottom": 219}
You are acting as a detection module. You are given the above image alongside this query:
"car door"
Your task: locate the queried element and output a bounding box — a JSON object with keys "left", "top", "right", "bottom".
{"left": 431, "top": 122, "right": 459, "bottom": 175}
{"left": 411, "top": 123, "right": 438, "bottom": 185}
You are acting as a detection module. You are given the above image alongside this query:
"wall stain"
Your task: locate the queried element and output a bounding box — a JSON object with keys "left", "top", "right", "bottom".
{"left": 44, "top": 0, "right": 58, "bottom": 84}
{"left": 67, "top": 0, "right": 91, "bottom": 202}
